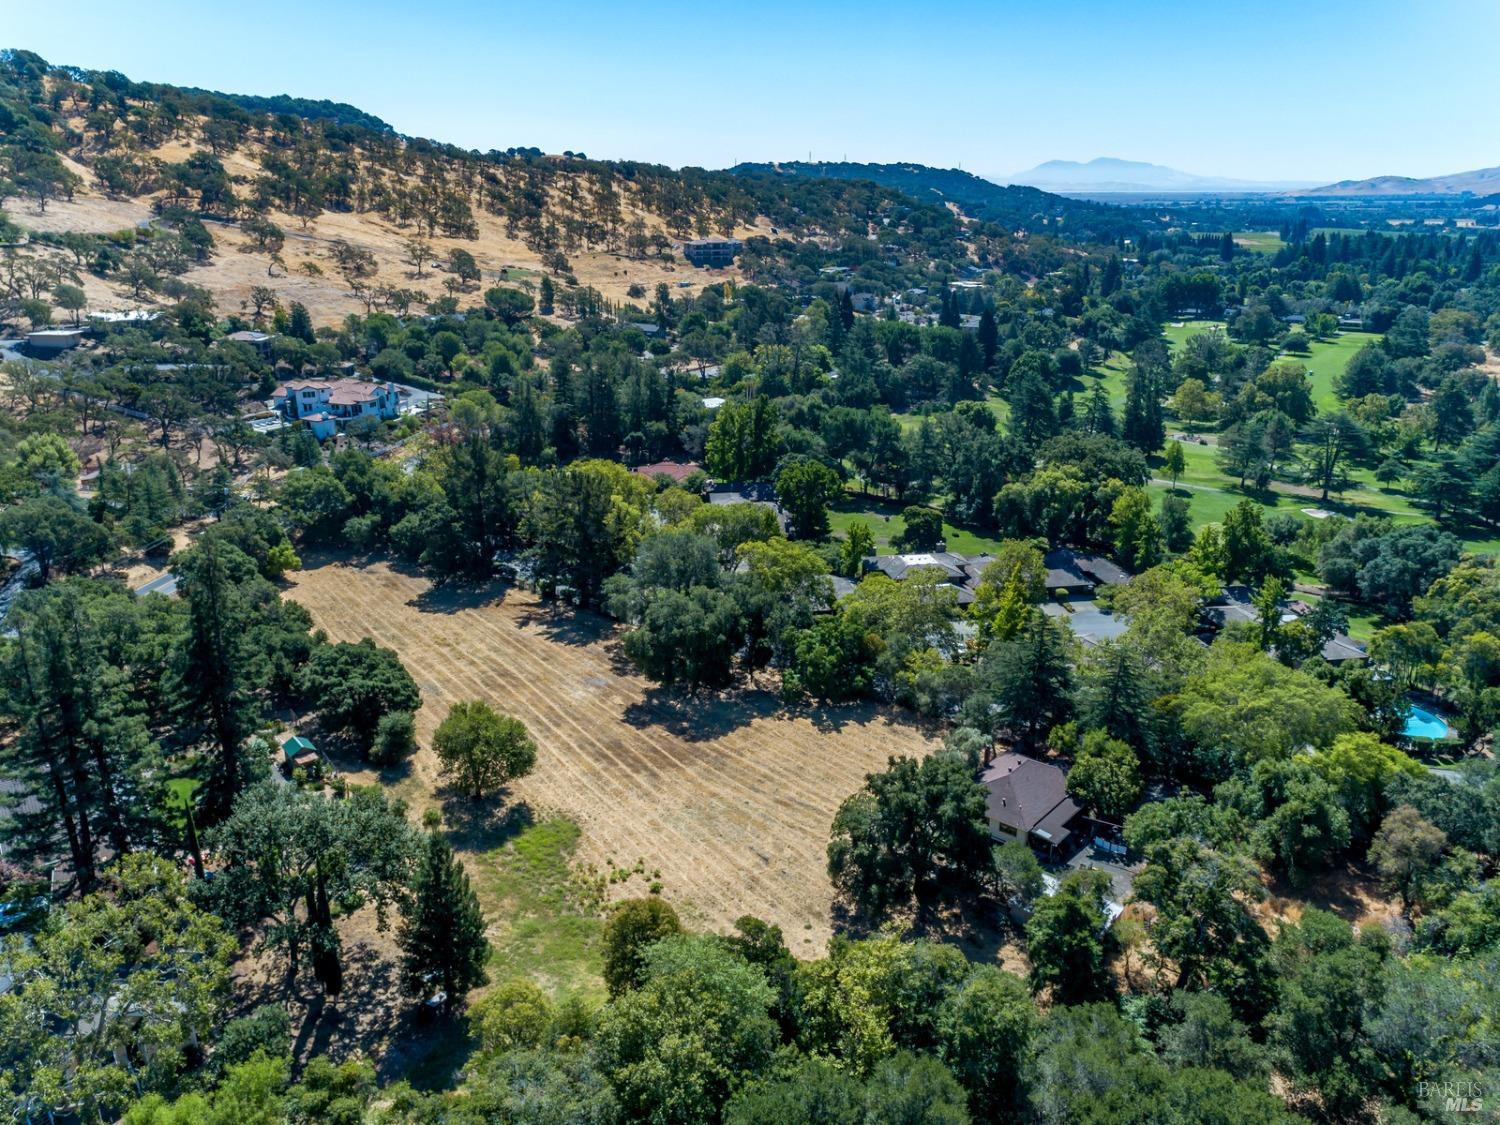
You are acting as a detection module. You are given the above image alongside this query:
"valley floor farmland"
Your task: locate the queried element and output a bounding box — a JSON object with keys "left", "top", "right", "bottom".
{"left": 282, "top": 554, "right": 939, "bottom": 954}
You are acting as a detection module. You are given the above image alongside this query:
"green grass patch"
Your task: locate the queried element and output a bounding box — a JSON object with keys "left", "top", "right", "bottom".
{"left": 1149, "top": 437, "right": 1436, "bottom": 534}
{"left": 892, "top": 392, "right": 1010, "bottom": 435}
{"left": 1074, "top": 351, "right": 1132, "bottom": 413}
{"left": 1232, "top": 230, "right": 1285, "bottom": 254}
{"left": 164, "top": 776, "right": 201, "bottom": 830}
{"left": 1161, "top": 320, "right": 1226, "bottom": 352}
{"left": 465, "top": 818, "right": 605, "bottom": 1001}
{"left": 829, "top": 494, "right": 1005, "bottom": 556}
{"left": 1294, "top": 330, "right": 1379, "bottom": 414}
{"left": 1341, "top": 606, "right": 1386, "bottom": 644}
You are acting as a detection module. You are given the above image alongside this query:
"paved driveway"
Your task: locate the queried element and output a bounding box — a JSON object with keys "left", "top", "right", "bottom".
{"left": 134, "top": 572, "right": 179, "bottom": 597}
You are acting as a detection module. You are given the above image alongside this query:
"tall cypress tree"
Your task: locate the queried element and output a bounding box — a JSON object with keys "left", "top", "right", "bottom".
{"left": 976, "top": 307, "right": 999, "bottom": 370}
{"left": 175, "top": 540, "right": 258, "bottom": 822}
{"left": 939, "top": 286, "right": 961, "bottom": 329}
{"left": 399, "top": 830, "right": 490, "bottom": 1014}
{"left": 1099, "top": 255, "right": 1122, "bottom": 297}
{"left": 1083, "top": 381, "right": 1116, "bottom": 437}
{"left": 1121, "top": 368, "right": 1164, "bottom": 453}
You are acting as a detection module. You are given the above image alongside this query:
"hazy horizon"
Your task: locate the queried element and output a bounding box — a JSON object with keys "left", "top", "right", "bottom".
{"left": 7, "top": 0, "right": 1498, "bottom": 185}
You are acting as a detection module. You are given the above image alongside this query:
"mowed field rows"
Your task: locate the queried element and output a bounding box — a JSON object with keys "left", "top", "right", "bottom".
{"left": 283, "top": 556, "right": 939, "bottom": 952}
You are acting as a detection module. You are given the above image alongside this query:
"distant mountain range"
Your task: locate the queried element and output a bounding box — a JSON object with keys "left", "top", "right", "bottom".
{"left": 1307, "top": 165, "right": 1500, "bottom": 196}
{"left": 1005, "top": 157, "right": 1319, "bottom": 195}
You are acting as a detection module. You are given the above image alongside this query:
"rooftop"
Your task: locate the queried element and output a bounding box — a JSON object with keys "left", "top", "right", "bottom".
{"left": 1042, "top": 548, "right": 1131, "bottom": 590}
{"left": 980, "top": 752, "right": 1081, "bottom": 842}
{"left": 633, "top": 460, "right": 702, "bottom": 484}
{"left": 275, "top": 377, "right": 392, "bottom": 406}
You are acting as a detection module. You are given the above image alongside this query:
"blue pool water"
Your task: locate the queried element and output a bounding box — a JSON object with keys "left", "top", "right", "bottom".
{"left": 1402, "top": 704, "right": 1451, "bottom": 740}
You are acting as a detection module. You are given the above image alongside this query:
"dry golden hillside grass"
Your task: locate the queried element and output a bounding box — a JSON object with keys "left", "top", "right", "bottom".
{"left": 6, "top": 128, "right": 774, "bottom": 326}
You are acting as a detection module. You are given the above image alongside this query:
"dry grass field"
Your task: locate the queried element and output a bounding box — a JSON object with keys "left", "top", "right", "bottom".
{"left": 4, "top": 134, "right": 766, "bottom": 327}
{"left": 282, "top": 554, "right": 939, "bottom": 954}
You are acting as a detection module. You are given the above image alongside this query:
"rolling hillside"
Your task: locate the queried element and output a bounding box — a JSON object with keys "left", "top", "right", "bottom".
{"left": 730, "top": 159, "right": 1146, "bottom": 241}
{"left": 0, "top": 50, "right": 973, "bottom": 325}
{"left": 1309, "top": 163, "right": 1500, "bottom": 196}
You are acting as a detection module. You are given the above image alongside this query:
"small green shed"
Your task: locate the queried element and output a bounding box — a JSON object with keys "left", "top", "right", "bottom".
{"left": 281, "top": 735, "right": 319, "bottom": 768}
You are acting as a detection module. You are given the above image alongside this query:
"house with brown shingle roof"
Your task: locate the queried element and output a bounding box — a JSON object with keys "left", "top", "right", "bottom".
{"left": 980, "top": 752, "right": 1084, "bottom": 861}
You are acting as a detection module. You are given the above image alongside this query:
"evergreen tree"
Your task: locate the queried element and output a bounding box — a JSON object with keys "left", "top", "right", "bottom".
{"left": 938, "top": 286, "right": 960, "bottom": 329}
{"left": 1079, "top": 641, "right": 1156, "bottom": 754}
{"left": 1083, "top": 381, "right": 1116, "bottom": 436}
{"left": 399, "top": 830, "right": 491, "bottom": 1013}
{"left": 1006, "top": 369, "right": 1059, "bottom": 448}
{"left": 976, "top": 307, "right": 999, "bottom": 370}
{"left": 287, "top": 301, "right": 315, "bottom": 343}
{"left": 437, "top": 430, "right": 514, "bottom": 573}
{"left": 979, "top": 610, "right": 1075, "bottom": 747}
{"left": 175, "top": 540, "right": 259, "bottom": 822}
{"left": 1121, "top": 368, "right": 1164, "bottom": 453}
{"left": 1099, "top": 255, "right": 1122, "bottom": 297}
{"left": 5, "top": 584, "right": 160, "bottom": 887}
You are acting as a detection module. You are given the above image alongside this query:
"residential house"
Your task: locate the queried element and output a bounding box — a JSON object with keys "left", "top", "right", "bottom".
{"left": 708, "top": 480, "right": 777, "bottom": 505}
{"left": 25, "top": 327, "right": 86, "bottom": 356}
{"left": 633, "top": 460, "right": 702, "bottom": 485}
{"left": 1200, "top": 586, "right": 1262, "bottom": 632}
{"left": 89, "top": 309, "right": 160, "bottom": 327}
{"left": 862, "top": 551, "right": 994, "bottom": 606}
{"left": 1046, "top": 601, "right": 1129, "bottom": 647}
{"left": 980, "top": 752, "right": 1084, "bottom": 861}
{"left": 682, "top": 238, "right": 742, "bottom": 267}
{"left": 225, "top": 329, "right": 275, "bottom": 355}
{"left": 706, "top": 480, "right": 784, "bottom": 528}
{"left": 1320, "top": 634, "right": 1369, "bottom": 663}
{"left": 0, "top": 779, "right": 46, "bottom": 861}
{"left": 1042, "top": 548, "right": 1131, "bottom": 597}
{"left": 1200, "top": 585, "right": 1367, "bottom": 663}
{"left": 302, "top": 413, "right": 337, "bottom": 440}
{"left": 272, "top": 378, "right": 402, "bottom": 426}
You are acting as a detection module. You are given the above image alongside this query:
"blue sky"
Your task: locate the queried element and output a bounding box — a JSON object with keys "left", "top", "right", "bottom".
{"left": 7, "top": 0, "right": 1498, "bottom": 183}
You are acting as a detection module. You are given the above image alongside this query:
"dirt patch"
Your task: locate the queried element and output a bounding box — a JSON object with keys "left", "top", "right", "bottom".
{"left": 281, "top": 554, "right": 939, "bottom": 953}
{"left": 108, "top": 522, "right": 203, "bottom": 589}
{"left": 229, "top": 902, "right": 465, "bottom": 1083}
{"left": 1255, "top": 860, "right": 1403, "bottom": 935}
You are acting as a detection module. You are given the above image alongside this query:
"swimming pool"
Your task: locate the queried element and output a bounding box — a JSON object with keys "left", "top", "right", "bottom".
{"left": 1402, "top": 704, "right": 1451, "bottom": 740}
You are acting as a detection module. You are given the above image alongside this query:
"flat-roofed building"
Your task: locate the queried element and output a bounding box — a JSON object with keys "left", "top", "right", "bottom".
{"left": 682, "top": 238, "right": 742, "bottom": 267}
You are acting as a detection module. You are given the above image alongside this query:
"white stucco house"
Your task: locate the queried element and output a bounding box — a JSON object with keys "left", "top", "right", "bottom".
{"left": 271, "top": 378, "right": 402, "bottom": 429}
